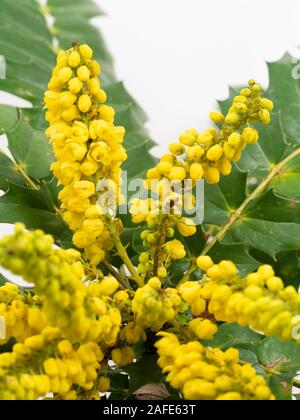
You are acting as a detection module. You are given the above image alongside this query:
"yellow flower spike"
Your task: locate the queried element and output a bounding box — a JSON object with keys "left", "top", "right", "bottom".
{"left": 46, "top": 44, "right": 127, "bottom": 267}
{"left": 155, "top": 333, "right": 274, "bottom": 400}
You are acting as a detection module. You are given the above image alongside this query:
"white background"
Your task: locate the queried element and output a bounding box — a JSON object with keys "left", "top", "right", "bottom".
{"left": 1, "top": 0, "right": 300, "bottom": 259}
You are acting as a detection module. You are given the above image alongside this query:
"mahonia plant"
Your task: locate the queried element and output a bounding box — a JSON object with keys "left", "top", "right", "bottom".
{"left": 0, "top": 43, "right": 299, "bottom": 401}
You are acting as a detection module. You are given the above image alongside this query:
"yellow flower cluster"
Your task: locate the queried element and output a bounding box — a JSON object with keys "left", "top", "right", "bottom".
{"left": 0, "top": 284, "right": 47, "bottom": 344}
{"left": 0, "top": 326, "right": 61, "bottom": 400}
{"left": 43, "top": 340, "right": 104, "bottom": 399}
{"left": 155, "top": 332, "right": 275, "bottom": 400}
{"left": 132, "top": 278, "right": 182, "bottom": 331}
{"left": 191, "top": 257, "right": 300, "bottom": 344}
{"left": 130, "top": 195, "right": 192, "bottom": 279}
{"left": 149, "top": 80, "right": 273, "bottom": 185}
{"left": 0, "top": 225, "right": 121, "bottom": 345}
{"left": 0, "top": 335, "right": 104, "bottom": 400}
{"left": 45, "top": 44, "right": 127, "bottom": 265}
{"left": 130, "top": 81, "right": 272, "bottom": 282}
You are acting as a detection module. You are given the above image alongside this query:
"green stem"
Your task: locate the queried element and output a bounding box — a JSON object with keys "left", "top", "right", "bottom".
{"left": 179, "top": 146, "right": 300, "bottom": 285}
{"left": 13, "top": 161, "right": 40, "bottom": 191}
{"left": 107, "top": 218, "right": 144, "bottom": 288}
{"left": 103, "top": 260, "right": 130, "bottom": 289}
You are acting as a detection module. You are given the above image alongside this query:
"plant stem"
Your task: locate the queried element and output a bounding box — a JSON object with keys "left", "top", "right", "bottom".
{"left": 12, "top": 161, "right": 40, "bottom": 190}
{"left": 179, "top": 146, "right": 300, "bottom": 285}
{"left": 107, "top": 218, "right": 144, "bottom": 288}
{"left": 103, "top": 260, "right": 130, "bottom": 289}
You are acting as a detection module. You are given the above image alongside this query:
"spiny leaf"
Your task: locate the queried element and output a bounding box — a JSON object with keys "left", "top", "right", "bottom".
{"left": 6, "top": 111, "right": 54, "bottom": 180}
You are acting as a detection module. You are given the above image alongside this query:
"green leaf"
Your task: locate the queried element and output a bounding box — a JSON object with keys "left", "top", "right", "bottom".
{"left": 0, "top": 184, "right": 67, "bottom": 237}
{"left": 123, "top": 355, "right": 164, "bottom": 396}
{"left": 257, "top": 337, "right": 300, "bottom": 375}
{"left": 6, "top": 112, "right": 54, "bottom": 180}
{"left": 168, "top": 258, "right": 191, "bottom": 287}
{"left": 231, "top": 190, "right": 300, "bottom": 257}
{"left": 0, "top": 0, "right": 54, "bottom": 104}
{"left": 0, "top": 0, "right": 157, "bottom": 232}
{"left": 269, "top": 374, "right": 294, "bottom": 401}
{"left": 0, "top": 105, "right": 19, "bottom": 134}
{"left": 205, "top": 165, "right": 300, "bottom": 258}
{"left": 0, "top": 152, "right": 25, "bottom": 190}
{"left": 206, "top": 323, "right": 263, "bottom": 351}
{"left": 204, "top": 166, "right": 247, "bottom": 227}
{"left": 0, "top": 273, "right": 9, "bottom": 286}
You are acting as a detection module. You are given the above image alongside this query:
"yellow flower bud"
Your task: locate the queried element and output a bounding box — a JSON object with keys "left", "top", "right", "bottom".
{"left": 207, "top": 145, "right": 223, "bottom": 161}
{"left": 242, "top": 127, "right": 259, "bottom": 144}
{"left": 225, "top": 112, "right": 240, "bottom": 124}
{"left": 190, "top": 163, "right": 204, "bottom": 180}
{"left": 187, "top": 145, "right": 205, "bottom": 160}
{"left": 79, "top": 44, "right": 94, "bottom": 59}
{"left": 266, "top": 277, "right": 284, "bottom": 292}
{"left": 209, "top": 111, "right": 224, "bottom": 124}
{"left": 206, "top": 167, "right": 220, "bottom": 184}
{"left": 169, "top": 143, "right": 185, "bottom": 156}
{"left": 260, "top": 98, "right": 274, "bottom": 111}
{"left": 169, "top": 167, "right": 186, "bottom": 181}
{"left": 78, "top": 94, "right": 92, "bottom": 113}
{"left": 77, "top": 66, "right": 91, "bottom": 82}
{"left": 197, "top": 256, "right": 214, "bottom": 271}
{"left": 68, "top": 51, "right": 81, "bottom": 68}
{"left": 259, "top": 109, "right": 271, "bottom": 124}
{"left": 57, "top": 67, "right": 73, "bottom": 83}
{"left": 177, "top": 218, "right": 197, "bottom": 237}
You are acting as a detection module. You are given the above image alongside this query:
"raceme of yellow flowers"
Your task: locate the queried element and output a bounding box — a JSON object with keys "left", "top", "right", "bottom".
{"left": 45, "top": 43, "right": 127, "bottom": 266}
{"left": 155, "top": 333, "right": 275, "bottom": 400}
{"left": 130, "top": 80, "right": 273, "bottom": 281}
{"left": 0, "top": 44, "right": 297, "bottom": 401}
{"left": 180, "top": 256, "right": 300, "bottom": 344}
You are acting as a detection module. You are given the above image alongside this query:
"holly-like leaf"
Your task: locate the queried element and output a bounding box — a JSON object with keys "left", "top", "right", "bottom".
{"left": 0, "top": 0, "right": 54, "bottom": 104}
{"left": 6, "top": 112, "right": 54, "bottom": 180}
{"left": 204, "top": 164, "right": 300, "bottom": 258}
{"left": 0, "top": 0, "right": 157, "bottom": 240}
{"left": 257, "top": 337, "right": 300, "bottom": 375}
{"left": 256, "top": 337, "right": 300, "bottom": 400}
{"left": 206, "top": 323, "right": 263, "bottom": 351}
